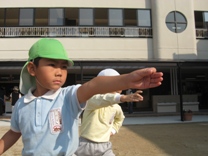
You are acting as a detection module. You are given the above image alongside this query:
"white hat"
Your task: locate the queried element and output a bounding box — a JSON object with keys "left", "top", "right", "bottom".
{"left": 97, "top": 68, "right": 120, "bottom": 77}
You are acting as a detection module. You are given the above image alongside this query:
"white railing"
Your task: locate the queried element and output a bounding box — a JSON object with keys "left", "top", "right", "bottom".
{"left": 196, "top": 28, "right": 208, "bottom": 38}
{"left": 1, "top": 27, "right": 207, "bottom": 38}
{"left": 0, "top": 27, "right": 152, "bottom": 38}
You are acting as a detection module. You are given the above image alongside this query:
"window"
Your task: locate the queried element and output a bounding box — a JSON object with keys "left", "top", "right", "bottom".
{"left": 5, "top": 8, "right": 19, "bottom": 26}
{"left": 109, "top": 9, "right": 123, "bottom": 26}
{"left": 0, "top": 9, "right": 5, "bottom": 26}
{"left": 124, "top": 9, "right": 137, "bottom": 26}
{"left": 35, "top": 8, "right": 48, "bottom": 26}
{"left": 166, "top": 11, "right": 187, "bottom": 33}
{"left": 204, "top": 12, "right": 208, "bottom": 28}
{"left": 19, "top": 9, "right": 34, "bottom": 26}
{"left": 49, "top": 9, "right": 64, "bottom": 26}
{"left": 194, "top": 11, "right": 203, "bottom": 28}
{"left": 137, "top": 10, "right": 151, "bottom": 27}
{"left": 79, "top": 9, "right": 93, "bottom": 26}
{"left": 94, "top": 8, "right": 108, "bottom": 26}
{"left": 194, "top": 11, "right": 208, "bottom": 28}
{"left": 65, "top": 8, "right": 79, "bottom": 26}
{"left": 0, "top": 7, "right": 153, "bottom": 38}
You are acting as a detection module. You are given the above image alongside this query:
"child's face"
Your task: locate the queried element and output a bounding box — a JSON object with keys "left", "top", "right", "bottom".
{"left": 29, "top": 58, "right": 68, "bottom": 93}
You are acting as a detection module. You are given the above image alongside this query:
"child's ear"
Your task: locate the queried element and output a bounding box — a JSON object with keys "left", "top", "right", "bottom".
{"left": 27, "top": 62, "right": 36, "bottom": 76}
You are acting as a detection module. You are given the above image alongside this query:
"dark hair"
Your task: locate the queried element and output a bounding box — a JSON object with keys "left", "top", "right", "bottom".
{"left": 32, "top": 57, "right": 42, "bottom": 67}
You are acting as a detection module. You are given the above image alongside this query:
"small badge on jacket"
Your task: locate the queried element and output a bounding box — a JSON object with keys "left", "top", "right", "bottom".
{"left": 49, "top": 108, "right": 63, "bottom": 134}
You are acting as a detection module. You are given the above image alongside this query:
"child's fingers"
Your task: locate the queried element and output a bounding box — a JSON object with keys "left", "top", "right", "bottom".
{"left": 135, "top": 90, "right": 143, "bottom": 94}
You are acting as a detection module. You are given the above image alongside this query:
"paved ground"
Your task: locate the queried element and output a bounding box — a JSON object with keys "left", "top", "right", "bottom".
{"left": 1, "top": 113, "right": 208, "bottom": 156}
{"left": 1, "top": 113, "right": 208, "bottom": 126}
{"left": 123, "top": 114, "right": 208, "bottom": 125}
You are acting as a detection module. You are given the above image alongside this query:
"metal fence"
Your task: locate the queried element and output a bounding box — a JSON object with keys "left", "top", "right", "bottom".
{"left": 0, "top": 27, "right": 152, "bottom": 38}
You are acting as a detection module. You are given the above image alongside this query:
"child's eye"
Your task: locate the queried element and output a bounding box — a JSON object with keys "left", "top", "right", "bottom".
{"left": 48, "top": 64, "right": 55, "bottom": 67}
{"left": 62, "top": 65, "right": 68, "bottom": 69}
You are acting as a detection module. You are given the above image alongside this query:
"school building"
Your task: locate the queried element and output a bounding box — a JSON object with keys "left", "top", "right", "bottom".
{"left": 0, "top": 0, "right": 208, "bottom": 114}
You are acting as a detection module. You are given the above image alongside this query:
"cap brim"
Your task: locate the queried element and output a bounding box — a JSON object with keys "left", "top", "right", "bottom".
{"left": 68, "top": 59, "right": 74, "bottom": 67}
{"left": 19, "top": 62, "right": 36, "bottom": 95}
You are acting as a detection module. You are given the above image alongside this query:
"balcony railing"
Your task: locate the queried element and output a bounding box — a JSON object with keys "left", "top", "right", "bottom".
{"left": 1, "top": 27, "right": 207, "bottom": 39}
{"left": 196, "top": 28, "right": 208, "bottom": 39}
{"left": 0, "top": 27, "right": 152, "bottom": 38}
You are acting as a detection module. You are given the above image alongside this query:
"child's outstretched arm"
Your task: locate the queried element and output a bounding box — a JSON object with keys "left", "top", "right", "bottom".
{"left": 120, "top": 90, "right": 143, "bottom": 103}
{"left": 77, "top": 67, "right": 163, "bottom": 104}
{"left": 0, "top": 130, "right": 21, "bottom": 154}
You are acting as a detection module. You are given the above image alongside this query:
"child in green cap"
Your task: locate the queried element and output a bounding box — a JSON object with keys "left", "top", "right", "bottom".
{"left": 0, "top": 38, "right": 163, "bottom": 156}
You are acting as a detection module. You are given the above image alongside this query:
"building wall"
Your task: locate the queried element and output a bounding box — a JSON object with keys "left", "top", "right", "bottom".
{"left": 0, "top": 0, "right": 151, "bottom": 8}
{"left": 194, "top": 0, "right": 208, "bottom": 10}
{"left": 196, "top": 40, "right": 208, "bottom": 58}
{"left": 0, "top": 0, "right": 208, "bottom": 62}
{"left": 0, "top": 38, "right": 153, "bottom": 61}
{"left": 151, "top": 0, "right": 197, "bottom": 60}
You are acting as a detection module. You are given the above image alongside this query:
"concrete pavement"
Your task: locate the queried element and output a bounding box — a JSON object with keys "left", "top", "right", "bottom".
{"left": 123, "top": 114, "right": 208, "bottom": 125}
{"left": 1, "top": 113, "right": 208, "bottom": 127}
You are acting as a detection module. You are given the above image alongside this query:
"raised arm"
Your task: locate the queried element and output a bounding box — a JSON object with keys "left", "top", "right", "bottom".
{"left": 120, "top": 90, "right": 143, "bottom": 103}
{"left": 77, "top": 67, "right": 163, "bottom": 104}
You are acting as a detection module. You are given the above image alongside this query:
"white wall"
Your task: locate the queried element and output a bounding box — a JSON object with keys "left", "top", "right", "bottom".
{"left": 0, "top": 38, "right": 153, "bottom": 61}
{"left": 0, "top": 0, "right": 151, "bottom": 8}
{"left": 194, "top": 0, "right": 208, "bottom": 10}
{"left": 151, "top": 0, "right": 198, "bottom": 60}
{"left": 1, "top": 0, "right": 208, "bottom": 61}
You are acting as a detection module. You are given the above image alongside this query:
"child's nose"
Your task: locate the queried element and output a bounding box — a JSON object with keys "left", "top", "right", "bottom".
{"left": 55, "top": 68, "right": 62, "bottom": 76}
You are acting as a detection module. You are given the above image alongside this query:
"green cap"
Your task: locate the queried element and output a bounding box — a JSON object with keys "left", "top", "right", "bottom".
{"left": 19, "top": 38, "right": 73, "bottom": 94}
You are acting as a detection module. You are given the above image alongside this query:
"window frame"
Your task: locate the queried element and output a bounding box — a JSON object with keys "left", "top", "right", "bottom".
{"left": 166, "top": 11, "right": 187, "bottom": 33}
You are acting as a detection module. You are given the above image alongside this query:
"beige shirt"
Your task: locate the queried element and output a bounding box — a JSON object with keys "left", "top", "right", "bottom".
{"left": 80, "top": 93, "right": 125, "bottom": 142}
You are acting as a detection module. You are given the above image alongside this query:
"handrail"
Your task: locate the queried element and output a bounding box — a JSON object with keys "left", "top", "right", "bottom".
{"left": 196, "top": 28, "right": 208, "bottom": 39}
{"left": 0, "top": 26, "right": 152, "bottom": 38}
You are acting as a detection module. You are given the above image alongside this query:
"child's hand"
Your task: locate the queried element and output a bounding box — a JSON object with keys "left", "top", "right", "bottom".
{"left": 121, "top": 90, "right": 143, "bottom": 102}
{"left": 77, "top": 67, "right": 163, "bottom": 104}
{"left": 127, "top": 68, "right": 163, "bottom": 90}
